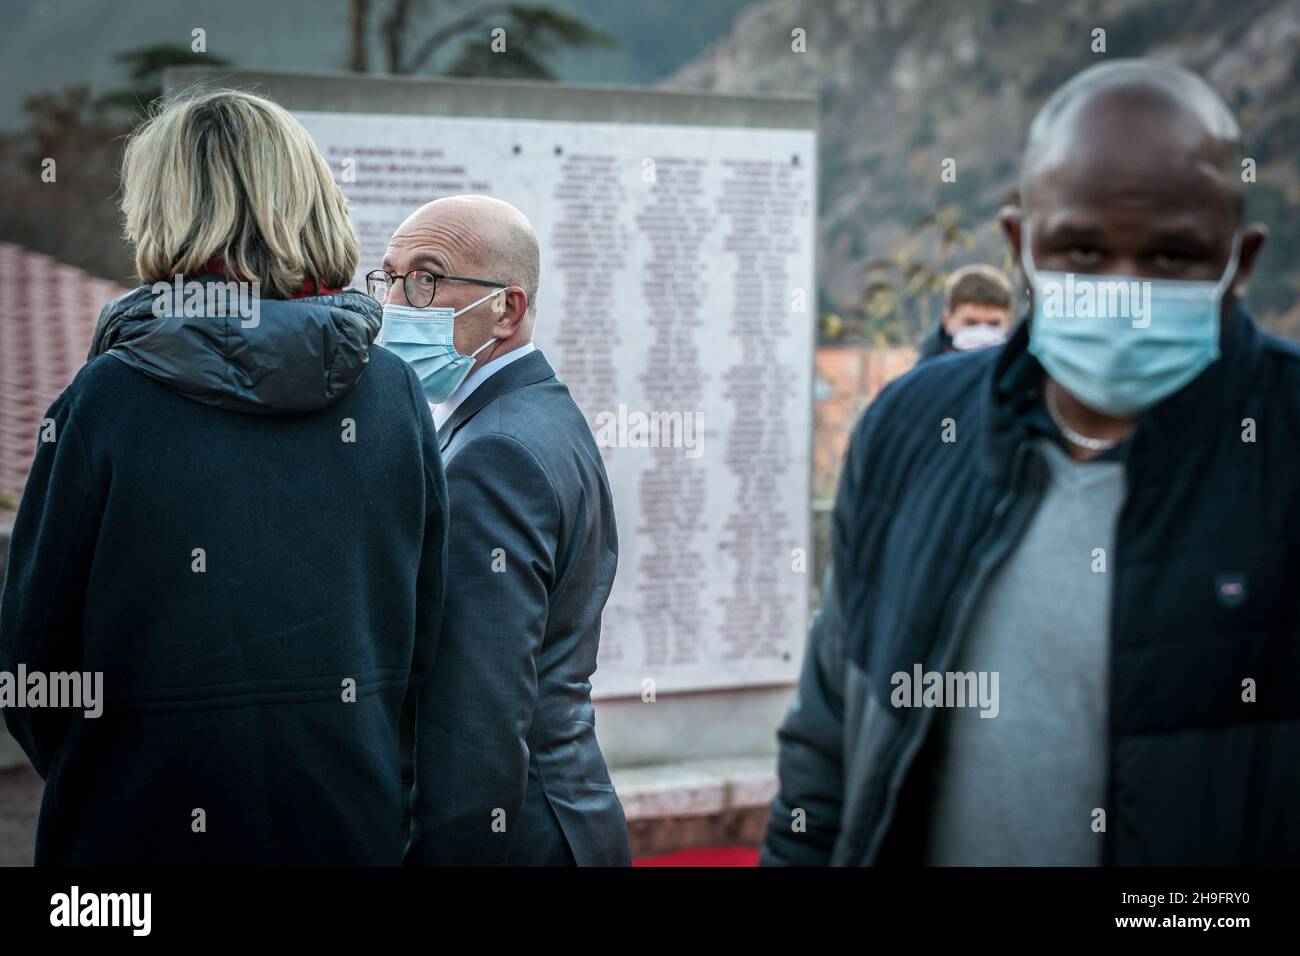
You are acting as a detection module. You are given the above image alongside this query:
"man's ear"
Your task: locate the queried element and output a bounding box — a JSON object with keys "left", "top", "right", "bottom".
{"left": 1000, "top": 205, "right": 1032, "bottom": 299}
{"left": 999, "top": 205, "right": 1023, "bottom": 273}
{"left": 1233, "top": 223, "right": 1268, "bottom": 291}
{"left": 492, "top": 286, "right": 528, "bottom": 335}
{"left": 940, "top": 308, "right": 954, "bottom": 336}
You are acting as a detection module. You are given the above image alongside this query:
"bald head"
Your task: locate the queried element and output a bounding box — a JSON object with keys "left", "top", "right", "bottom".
{"left": 1020, "top": 59, "right": 1244, "bottom": 217}
{"left": 1002, "top": 58, "right": 1265, "bottom": 302}
{"left": 1000, "top": 59, "right": 1269, "bottom": 432}
{"left": 381, "top": 194, "right": 541, "bottom": 374}
{"left": 392, "top": 195, "right": 540, "bottom": 323}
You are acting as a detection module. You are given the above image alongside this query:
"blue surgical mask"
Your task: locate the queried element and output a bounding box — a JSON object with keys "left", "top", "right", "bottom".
{"left": 1023, "top": 224, "right": 1240, "bottom": 415}
{"left": 378, "top": 286, "right": 505, "bottom": 404}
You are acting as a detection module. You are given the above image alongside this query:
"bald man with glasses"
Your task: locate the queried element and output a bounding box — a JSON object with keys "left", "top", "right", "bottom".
{"left": 374, "top": 195, "right": 630, "bottom": 867}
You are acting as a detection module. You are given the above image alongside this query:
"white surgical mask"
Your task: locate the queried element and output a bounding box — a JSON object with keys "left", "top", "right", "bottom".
{"left": 951, "top": 324, "right": 1008, "bottom": 351}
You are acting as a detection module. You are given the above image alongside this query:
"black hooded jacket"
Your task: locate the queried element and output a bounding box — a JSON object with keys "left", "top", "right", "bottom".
{"left": 763, "top": 302, "right": 1300, "bottom": 865}
{"left": 0, "top": 277, "right": 448, "bottom": 865}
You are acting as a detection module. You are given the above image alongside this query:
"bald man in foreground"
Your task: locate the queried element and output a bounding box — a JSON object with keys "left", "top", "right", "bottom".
{"left": 763, "top": 59, "right": 1300, "bottom": 866}
{"left": 374, "top": 196, "right": 629, "bottom": 866}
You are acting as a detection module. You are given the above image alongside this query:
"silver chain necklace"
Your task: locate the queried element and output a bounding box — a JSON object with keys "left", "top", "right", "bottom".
{"left": 1044, "top": 379, "right": 1119, "bottom": 452}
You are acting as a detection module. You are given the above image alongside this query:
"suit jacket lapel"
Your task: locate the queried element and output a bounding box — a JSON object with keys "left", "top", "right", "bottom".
{"left": 437, "top": 349, "right": 556, "bottom": 452}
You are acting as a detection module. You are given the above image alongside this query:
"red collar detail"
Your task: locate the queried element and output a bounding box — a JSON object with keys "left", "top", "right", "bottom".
{"left": 198, "top": 259, "right": 343, "bottom": 299}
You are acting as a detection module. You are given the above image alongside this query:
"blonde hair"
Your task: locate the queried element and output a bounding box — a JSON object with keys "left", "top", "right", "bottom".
{"left": 120, "top": 89, "right": 358, "bottom": 298}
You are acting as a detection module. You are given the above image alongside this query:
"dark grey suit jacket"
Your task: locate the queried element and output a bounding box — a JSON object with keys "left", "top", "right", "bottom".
{"left": 405, "top": 348, "right": 631, "bottom": 866}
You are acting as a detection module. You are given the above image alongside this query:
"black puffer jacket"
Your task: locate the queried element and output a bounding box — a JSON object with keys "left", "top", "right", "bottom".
{"left": 762, "top": 302, "right": 1300, "bottom": 866}
{"left": 0, "top": 277, "right": 448, "bottom": 865}
{"left": 87, "top": 278, "right": 382, "bottom": 413}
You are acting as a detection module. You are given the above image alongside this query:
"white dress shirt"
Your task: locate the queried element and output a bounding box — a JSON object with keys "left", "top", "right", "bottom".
{"left": 432, "top": 342, "right": 537, "bottom": 432}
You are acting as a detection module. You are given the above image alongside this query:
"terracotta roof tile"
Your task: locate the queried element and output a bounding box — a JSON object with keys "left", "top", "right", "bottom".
{"left": 0, "top": 243, "right": 128, "bottom": 520}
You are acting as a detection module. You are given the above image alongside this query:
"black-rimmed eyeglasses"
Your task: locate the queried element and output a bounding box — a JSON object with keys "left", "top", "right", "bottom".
{"left": 366, "top": 269, "right": 506, "bottom": 308}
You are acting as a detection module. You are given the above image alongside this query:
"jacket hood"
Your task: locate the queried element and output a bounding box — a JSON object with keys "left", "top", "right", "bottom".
{"left": 88, "top": 276, "right": 383, "bottom": 415}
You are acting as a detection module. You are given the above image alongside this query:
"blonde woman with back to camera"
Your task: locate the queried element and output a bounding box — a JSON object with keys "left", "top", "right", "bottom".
{"left": 0, "top": 89, "right": 448, "bottom": 865}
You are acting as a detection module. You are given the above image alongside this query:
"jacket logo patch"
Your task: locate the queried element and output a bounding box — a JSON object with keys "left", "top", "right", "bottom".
{"left": 1215, "top": 574, "right": 1248, "bottom": 608}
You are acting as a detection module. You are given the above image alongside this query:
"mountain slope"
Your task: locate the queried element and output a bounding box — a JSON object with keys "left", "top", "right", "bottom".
{"left": 665, "top": 0, "right": 1300, "bottom": 340}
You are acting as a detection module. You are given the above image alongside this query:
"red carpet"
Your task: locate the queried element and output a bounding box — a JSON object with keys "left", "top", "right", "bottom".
{"left": 633, "top": 846, "right": 760, "bottom": 867}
